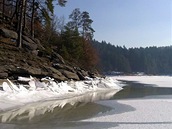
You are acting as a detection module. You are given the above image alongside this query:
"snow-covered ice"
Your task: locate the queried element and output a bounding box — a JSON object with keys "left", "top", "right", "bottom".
{"left": 77, "top": 76, "right": 172, "bottom": 129}
{"left": 112, "top": 75, "right": 172, "bottom": 87}
{"left": 79, "top": 98, "right": 172, "bottom": 129}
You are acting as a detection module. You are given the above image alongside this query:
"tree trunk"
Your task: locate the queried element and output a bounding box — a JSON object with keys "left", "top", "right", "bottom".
{"left": 2, "top": 0, "right": 5, "bottom": 20}
{"left": 31, "top": 0, "right": 35, "bottom": 38}
{"left": 17, "top": 0, "right": 26, "bottom": 48}
{"left": 11, "top": 0, "right": 19, "bottom": 29}
{"left": 23, "top": 0, "right": 27, "bottom": 32}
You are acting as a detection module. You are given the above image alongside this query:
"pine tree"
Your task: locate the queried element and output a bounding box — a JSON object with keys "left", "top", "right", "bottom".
{"left": 80, "top": 11, "right": 95, "bottom": 40}
{"left": 67, "top": 8, "right": 95, "bottom": 40}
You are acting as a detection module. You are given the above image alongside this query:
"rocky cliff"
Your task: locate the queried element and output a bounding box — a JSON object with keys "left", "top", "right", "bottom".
{"left": 0, "top": 27, "right": 102, "bottom": 81}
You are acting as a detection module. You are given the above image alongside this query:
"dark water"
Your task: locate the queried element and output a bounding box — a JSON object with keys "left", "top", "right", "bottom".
{"left": 113, "top": 80, "right": 172, "bottom": 99}
{"left": 1, "top": 80, "right": 172, "bottom": 129}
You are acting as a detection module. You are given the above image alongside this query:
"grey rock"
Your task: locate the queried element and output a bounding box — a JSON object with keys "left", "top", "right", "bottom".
{"left": 77, "top": 71, "right": 85, "bottom": 80}
{"left": 34, "top": 38, "right": 40, "bottom": 44}
{"left": 0, "top": 72, "right": 8, "bottom": 78}
{"left": 88, "top": 72, "right": 97, "bottom": 78}
{"left": 22, "top": 35, "right": 35, "bottom": 44}
{"left": 53, "top": 64, "right": 74, "bottom": 72}
{"left": 41, "top": 70, "right": 49, "bottom": 76}
{"left": 12, "top": 67, "right": 28, "bottom": 74}
{"left": 47, "top": 67, "right": 62, "bottom": 76}
{"left": 27, "top": 67, "right": 42, "bottom": 75}
{"left": 60, "top": 69, "right": 80, "bottom": 80}
{"left": 22, "top": 35, "right": 39, "bottom": 50}
{"left": 11, "top": 67, "right": 42, "bottom": 76}
{"left": 0, "top": 28, "right": 18, "bottom": 39}
{"left": 31, "top": 50, "right": 39, "bottom": 56}
{"left": 22, "top": 40, "right": 38, "bottom": 50}
{"left": 80, "top": 70, "right": 89, "bottom": 77}
{"left": 56, "top": 54, "right": 65, "bottom": 64}
{"left": 34, "top": 38, "right": 45, "bottom": 50}
{"left": 52, "top": 74, "right": 67, "bottom": 81}
{"left": 52, "top": 53, "right": 65, "bottom": 64}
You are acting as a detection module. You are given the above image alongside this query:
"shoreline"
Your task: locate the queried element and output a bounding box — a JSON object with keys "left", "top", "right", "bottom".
{"left": 0, "top": 77, "right": 122, "bottom": 114}
{"left": 0, "top": 89, "right": 120, "bottom": 123}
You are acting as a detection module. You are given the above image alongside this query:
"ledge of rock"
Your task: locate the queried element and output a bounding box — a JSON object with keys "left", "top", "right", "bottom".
{"left": 0, "top": 27, "right": 18, "bottom": 39}
{"left": 0, "top": 28, "right": 102, "bottom": 82}
{"left": 59, "top": 69, "right": 80, "bottom": 81}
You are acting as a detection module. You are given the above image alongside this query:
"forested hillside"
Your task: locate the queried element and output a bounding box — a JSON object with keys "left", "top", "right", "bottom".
{"left": 0, "top": 1, "right": 100, "bottom": 80}
{"left": 92, "top": 40, "right": 172, "bottom": 75}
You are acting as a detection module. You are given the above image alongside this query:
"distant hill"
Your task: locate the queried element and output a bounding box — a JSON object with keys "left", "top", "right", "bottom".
{"left": 92, "top": 40, "right": 172, "bottom": 75}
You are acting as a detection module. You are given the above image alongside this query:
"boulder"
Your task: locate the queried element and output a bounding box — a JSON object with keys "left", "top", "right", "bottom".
{"left": 52, "top": 74, "right": 67, "bottom": 81}
{"left": 22, "top": 35, "right": 35, "bottom": 44}
{"left": 53, "top": 64, "right": 74, "bottom": 72}
{"left": 88, "top": 72, "right": 97, "bottom": 78}
{"left": 31, "top": 50, "right": 39, "bottom": 56}
{"left": 52, "top": 53, "right": 65, "bottom": 64}
{"left": 10, "top": 66, "right": 42, "bottom": 76}
{"left": 34, "top": 38, "right": 45, "bottom": 50}
{"left": 60, "top": 69, "right": 80, "bottom": 80}
{"left": 0, "top": 28, "right": 18, "bottom": 39}
{"left": 41, "top": 70, "right": 49, "bottom": 76}
{"left": 74, "top": 69, "right": 88, "bottom": 80}
{"left": 22, "top": 40, "right": 37, "bottom": 50}
{"left": 27, "top": 67, "right": 42, "bottom": 75}
{"left": 22, "top": 35, "right": 39, "bottom": 50}
{"left": 76, "top": 71, "right": 85, "bottom": 80}
{"left": 56, "top": 54, "right": 65, "bottom": 64}
{"left": 87, "top": 72, "right": 103, "bottom": 78}
{"left": 47, "top": 67, "right": 62, "bottom": 76}
{"left": 11, "top": 67, "right": 28, "bottom": 75}
{"left": 0, "top": 72, "right": 8, "bottom": 79}
{"left": 80, "top": 70, "right": 89, "bottom": 77}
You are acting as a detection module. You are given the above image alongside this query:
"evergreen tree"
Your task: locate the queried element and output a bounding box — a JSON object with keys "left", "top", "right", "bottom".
{"left": 92, "top": 40, "right": 172, "bottom": 75}
{"left": 0, "top": 0, "right": 67, "bottom": 47}
{"left": 67, "top": 8, "right": 95, "bottom": 40}
{"left": 67, "top": 8, "right": 81, "bottom": 30}
{"left": 80, "top": 11, "right": 95, "bottom": 40}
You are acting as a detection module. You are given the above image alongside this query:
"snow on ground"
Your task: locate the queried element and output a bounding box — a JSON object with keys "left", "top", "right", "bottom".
{"left": 77, "top": 76, "right": 172, "bottom": 129}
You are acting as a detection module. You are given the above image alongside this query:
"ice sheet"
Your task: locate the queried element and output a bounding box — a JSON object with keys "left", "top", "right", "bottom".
{"left": 77, "top": 76, "right": 172, "bottom": 129}
{"left": 112, "top": 75, "right": 172, "bottom": 87}
{"left": 78, "top": 98, "right": 172, "bottom": 129}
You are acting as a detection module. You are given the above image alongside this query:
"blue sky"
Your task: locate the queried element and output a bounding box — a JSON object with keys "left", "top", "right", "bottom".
{"left": 54, "top": 0, "right": 172, "bottom": 48}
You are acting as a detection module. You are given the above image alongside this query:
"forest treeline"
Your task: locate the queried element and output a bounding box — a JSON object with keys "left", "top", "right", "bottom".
{"left": 2, "top": 1, "right": 171, "bottom": 75}
{"left": 92, "top": 40, "right": 172, "bottom": 75}
{"left": 0, "top": 0, "right": 98, "bottom": 70}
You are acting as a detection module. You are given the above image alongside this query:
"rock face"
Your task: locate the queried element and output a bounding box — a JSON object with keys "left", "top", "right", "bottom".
{"left": 0, "top": 28, "right": 18, "bottom": 39}
{"left": 0, "top": 44, "right": 96, "bottom": 81}
{"left": 0, "top": 28, "right": 101, "bottom": 81}
{"left": 22, "top": 35, "right": 39, "bottom": 50}
{"left": 0, "top": 72, "right": 8, "bottom": 79}
{"left": 53, "top": 64, "right": 74, "bottom": 72}
{"left": 60, "top": 69, "right": 80, "bottom": 80}
{"left": 22, "top": 40, "right": 38, "bottom": 50}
